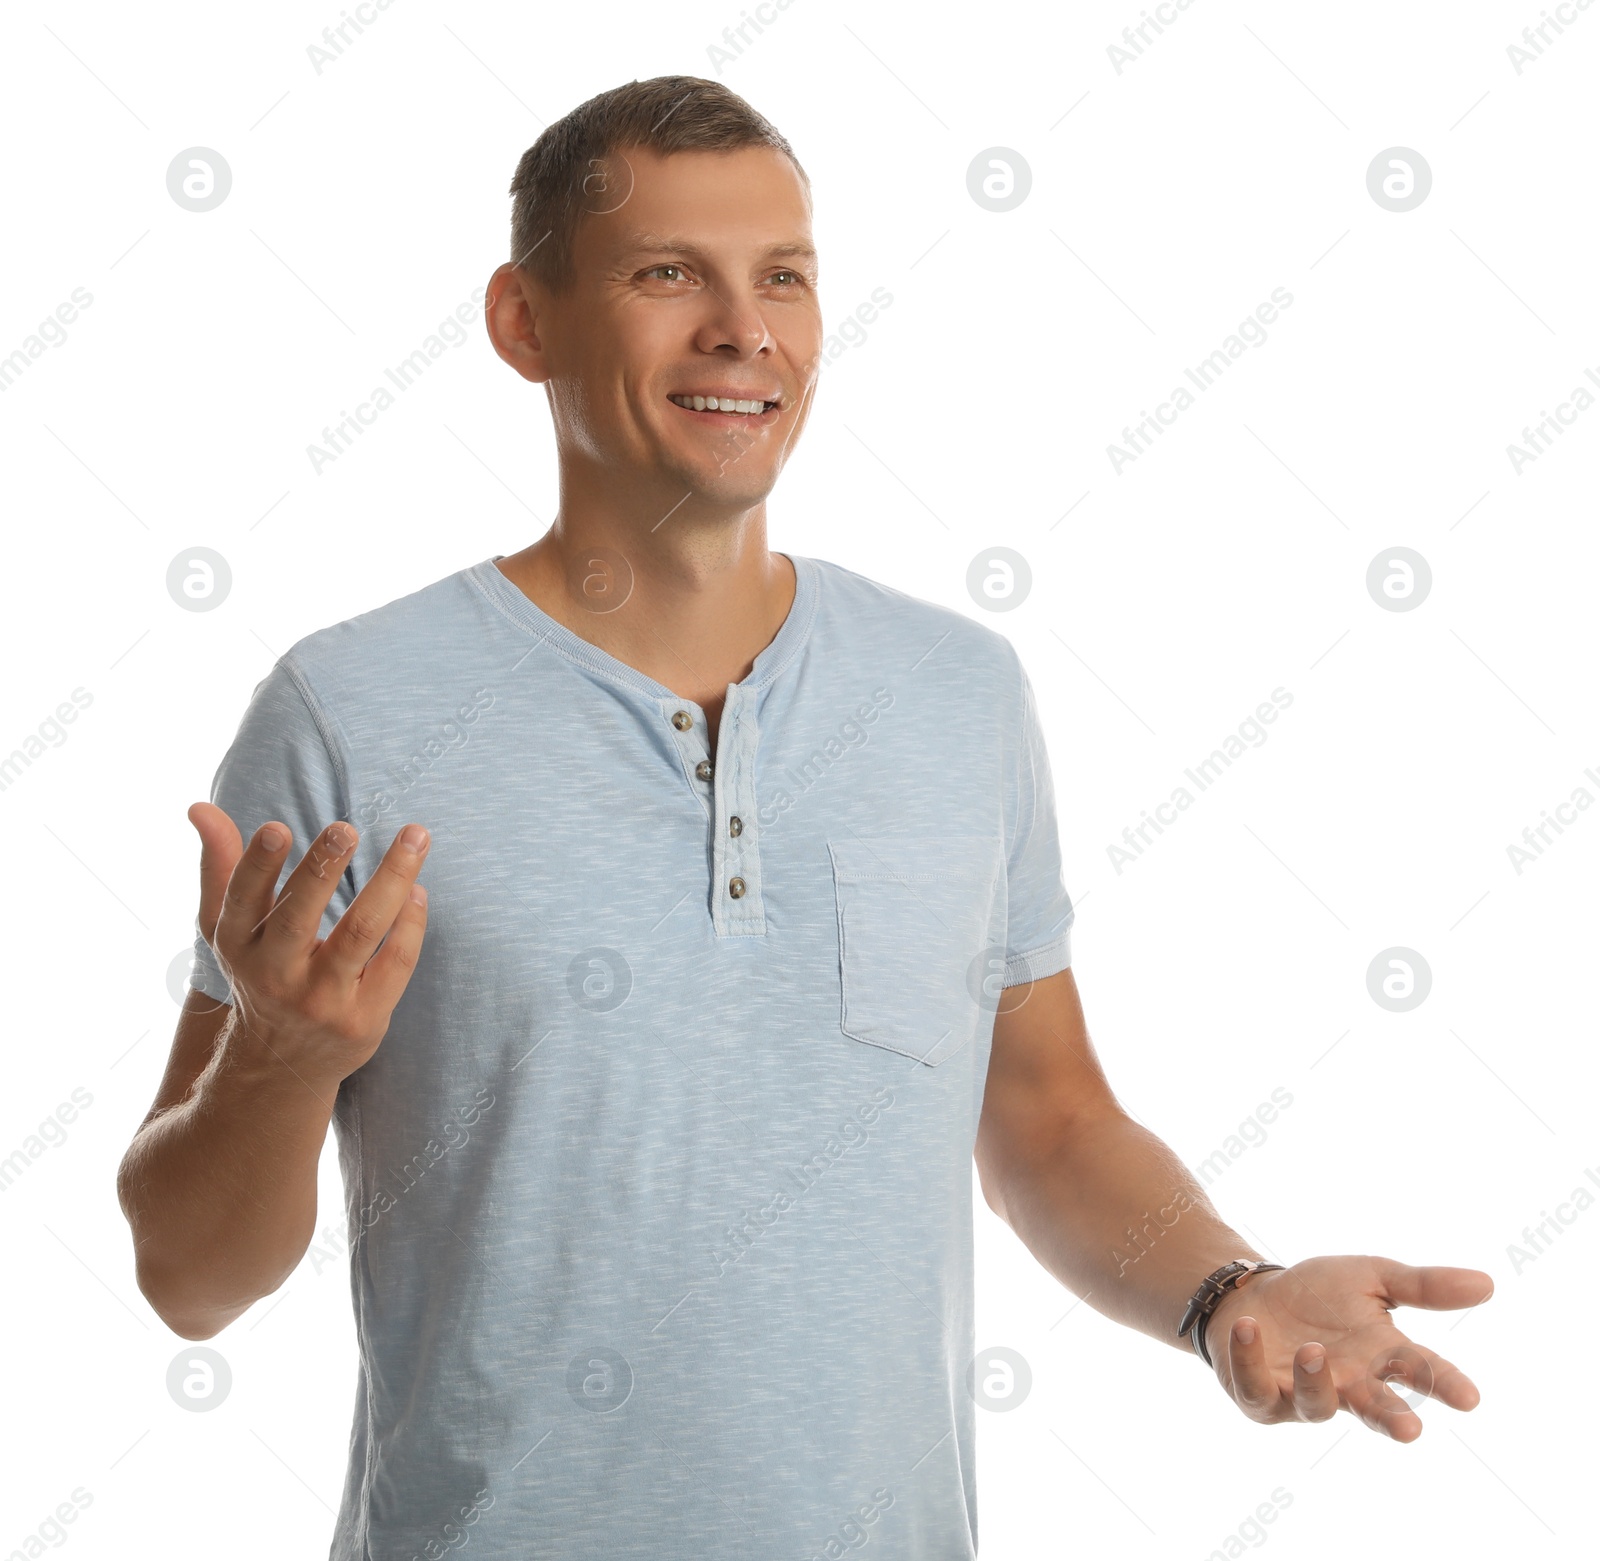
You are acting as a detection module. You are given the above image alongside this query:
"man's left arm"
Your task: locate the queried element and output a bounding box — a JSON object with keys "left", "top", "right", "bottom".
{"left": 973, "top": 966, "right": 1494, "bottom": 1440}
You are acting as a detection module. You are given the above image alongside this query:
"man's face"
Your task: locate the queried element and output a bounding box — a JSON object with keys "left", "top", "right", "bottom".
{"left": 514, "top": 144, "right": 822, "bottom": 517}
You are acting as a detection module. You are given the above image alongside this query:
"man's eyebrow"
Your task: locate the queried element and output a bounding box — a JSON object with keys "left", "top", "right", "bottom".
{"left": 613, "top": 233, "right": 819, "bottom": 265}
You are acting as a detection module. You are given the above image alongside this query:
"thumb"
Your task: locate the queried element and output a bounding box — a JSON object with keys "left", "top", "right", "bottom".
{"left": 188, "top": 801, "right": 242, "bottom": 948}
{"left": 1376, "top": 1259, "right": 1495, "bottom": 1312}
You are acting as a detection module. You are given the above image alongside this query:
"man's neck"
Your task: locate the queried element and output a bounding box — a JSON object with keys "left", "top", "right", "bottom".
{"left": 494, "top": 524, "right": 796, "bottom": 748}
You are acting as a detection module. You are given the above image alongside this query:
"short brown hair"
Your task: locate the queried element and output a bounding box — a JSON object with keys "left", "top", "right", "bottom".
{"left": 507, "top": 74, "right": 809, "bottom": 293}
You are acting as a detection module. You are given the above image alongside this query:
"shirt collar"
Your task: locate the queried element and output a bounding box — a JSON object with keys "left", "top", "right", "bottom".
{"left": 466, "top": 550, "right": 819, "bottom": 700}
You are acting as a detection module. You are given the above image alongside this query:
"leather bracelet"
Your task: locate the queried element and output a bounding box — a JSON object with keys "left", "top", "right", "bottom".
{"left": 1177, "top": 1259, "right": 1287, "bottom": 1368}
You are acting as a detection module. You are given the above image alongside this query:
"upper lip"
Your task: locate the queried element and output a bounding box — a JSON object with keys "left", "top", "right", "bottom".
{"left": 669, "top": 388, "right": 781, "bottom": 405}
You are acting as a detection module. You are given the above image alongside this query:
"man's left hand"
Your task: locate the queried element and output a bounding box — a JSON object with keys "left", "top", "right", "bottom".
{"left": 1204, "top": 1255, "right": 1493, "bottom": 1441}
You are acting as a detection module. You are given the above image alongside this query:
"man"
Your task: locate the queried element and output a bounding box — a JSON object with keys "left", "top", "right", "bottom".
{"left": 118, "top": 74, "right": 1491, "bottom": 1561}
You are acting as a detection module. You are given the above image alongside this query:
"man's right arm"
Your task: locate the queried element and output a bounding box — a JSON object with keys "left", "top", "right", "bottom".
{"left": 117, "top": 806, "right": 431, "bottom": 1339}
{"left": 116, "top": 991, "right": 341, "bottom": 1339}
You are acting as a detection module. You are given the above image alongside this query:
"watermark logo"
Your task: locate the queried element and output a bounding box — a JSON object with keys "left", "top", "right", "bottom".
{"left": 166, "top": 1347, "right": 231, "bottom": 1411}
{"left": 1365, "top": 148, "right": 1431, "bottom": 212}
{"left": 966, "top": 547, "right": 1033, "bottom": 612}
{"left": 567, "top": 547, "right": 634, "bottom": 614}
{"left": 1366, "top": 1346, "right": 1430, "bottom": 1420}
{"left": 566, "top": 948, "right": 632, "bottom": 1013}
{"left": 579, "top": 154, "right": 633, "bottom": 215}
{"left": 167, "top": 948, "right": 199, "bottom": 1004}
{"left": 1366, "top": 946, "right": 1431, "bottom": 1012}
{"left": 166, "top": 547, "right": 232, "bottom": 612}
{"left": 166, "top": 148, "right": 231, "bottom": 213}
{"left": 968, "top": 1346, "right": 1032, "bottom": 1410}
{"left": 565, "top": 1347, "right": 633, "bottom": 1412}
{"left": 966, "top": 943, "right": 1025, "bottom": 1011}
{"left": 967, "top": 148, "right": 1031, "bottom": 212}
{"left": 1365, "top": 547, "right": 1431, "bottom": 612}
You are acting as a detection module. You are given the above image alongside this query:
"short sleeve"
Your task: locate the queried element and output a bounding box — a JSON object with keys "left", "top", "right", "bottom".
{"left": 189, "top": 657, "right": 354, "bottom": 1004}
{"left": 999, "top": 650, "right": 1075, "bottom": 987}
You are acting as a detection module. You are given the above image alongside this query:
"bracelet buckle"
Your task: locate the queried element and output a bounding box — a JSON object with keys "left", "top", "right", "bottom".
{"left": 1177, "top": 1258, "right": 1287, "bottom": 1368}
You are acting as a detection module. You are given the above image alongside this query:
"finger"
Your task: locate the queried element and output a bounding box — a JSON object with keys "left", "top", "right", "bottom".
{"left": 189, "top": 801, "right": 243, "bottom": 948}
{"left": 1224, "top": 1316, "right": 1282, "bottom": 1422}
{"left": 262, "top": 820, "right": 361, "bottom": 947}
{"left": 207, "top": 813, "right": 303, "bottom": 962}
{"left": 1345, "top": 1363, "right": 1424, "bottom": 1443}
{"left": 314, "top": 824, "right": 430, "bottom": 985}
{"left": 354, "top": 879, "right": 429, "bottom": 1016}
{"left": 1413, "top": 1345, "right": 1481, "bottom": 1412}
{"left": 1376, "top": 1337, "right": 1481, "bottom": 1414}
{"left": 1375, "top": 1260, "right": 1495, "bottom": 1312}
{"left": 1291, "top": 1343, "right": 1338, "bottom": 1423}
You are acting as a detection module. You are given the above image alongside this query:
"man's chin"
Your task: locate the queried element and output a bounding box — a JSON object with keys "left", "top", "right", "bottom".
{"left": 654, "top": 461, "right": 780, "bottom": 515}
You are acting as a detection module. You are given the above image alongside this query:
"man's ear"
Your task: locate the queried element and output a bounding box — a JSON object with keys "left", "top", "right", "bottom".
{"left": 484, "top": 261, "right": 551, "bottom": 385}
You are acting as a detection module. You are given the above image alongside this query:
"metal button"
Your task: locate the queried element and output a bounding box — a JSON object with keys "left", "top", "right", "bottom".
{"left": 695, "top": 759, "right": 713, "bottom": 782}
{"left": 671, "top": 710, "right": 693, "bottom": 730}
{"left": 729, "top": 816, "right": 743, "bottom": 836}
{"left": 729, "top": 876, "right": 746, "bottom": 898}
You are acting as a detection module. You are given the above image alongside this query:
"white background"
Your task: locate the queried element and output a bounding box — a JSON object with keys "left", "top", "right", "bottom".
{"left": 1, "top": 0, "right": 1592, "bottom": 1556}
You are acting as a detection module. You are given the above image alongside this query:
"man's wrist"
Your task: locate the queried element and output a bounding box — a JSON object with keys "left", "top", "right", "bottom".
{"left": 214, "top": 1011, "right": 345, "bottom": 1104}
{"left": 1197, "top": 1263, "right": 1274, "bottom": 1366}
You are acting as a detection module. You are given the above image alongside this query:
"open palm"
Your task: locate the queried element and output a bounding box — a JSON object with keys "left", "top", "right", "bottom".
{"left": 1206, "top": 1254, "right": 1492, "bottom": 1440}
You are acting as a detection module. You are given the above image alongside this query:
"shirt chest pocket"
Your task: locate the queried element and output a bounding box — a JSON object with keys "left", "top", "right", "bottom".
{"left": 827, "top": 834, "right": 1006, "bottom": 1067}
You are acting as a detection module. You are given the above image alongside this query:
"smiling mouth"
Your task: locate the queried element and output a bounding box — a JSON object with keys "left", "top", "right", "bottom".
{"left": 667, "top": 394, "right": 780, "bottom": 419}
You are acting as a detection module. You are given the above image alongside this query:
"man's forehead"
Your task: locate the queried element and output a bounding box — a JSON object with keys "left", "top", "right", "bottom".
{"left": 572, "top": 145, "right": 815, "bottom": 265}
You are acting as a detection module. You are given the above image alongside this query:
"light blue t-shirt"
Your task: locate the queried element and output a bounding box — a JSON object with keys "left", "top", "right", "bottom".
{"left": 191, "top": 551, "right": 1075, "bottom": 1560}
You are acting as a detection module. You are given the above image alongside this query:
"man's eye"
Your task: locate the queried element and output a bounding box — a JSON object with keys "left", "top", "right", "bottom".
{"left": 642, "top": 265, "right": 807, "bottom": 286}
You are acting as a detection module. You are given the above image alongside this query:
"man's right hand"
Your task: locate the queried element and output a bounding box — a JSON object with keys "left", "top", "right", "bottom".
{"left": 189, "top": 802, "right": 431, "bottom": 1091}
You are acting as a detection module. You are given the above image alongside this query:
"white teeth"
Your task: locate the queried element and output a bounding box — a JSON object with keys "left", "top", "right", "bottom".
{"left": 670, "top": 394, "right": 772, "bottom": 415}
